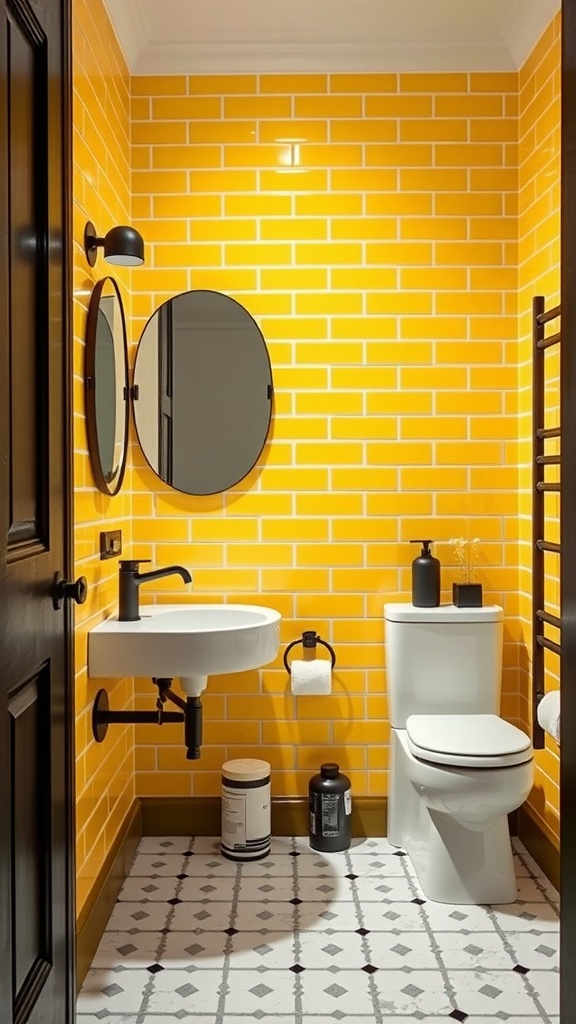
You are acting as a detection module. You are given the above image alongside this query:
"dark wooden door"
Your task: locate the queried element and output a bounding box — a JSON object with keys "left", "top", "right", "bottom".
{"left": 0, "top": 1, "right": 74, "bottom": 1023}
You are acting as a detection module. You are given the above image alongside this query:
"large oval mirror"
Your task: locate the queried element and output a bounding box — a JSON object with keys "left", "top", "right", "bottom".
{"left": 133, "top": 290, "right": 273, "bottom": 495}
{"left": 85, "top": 277, "right": 129, "bottom": 496}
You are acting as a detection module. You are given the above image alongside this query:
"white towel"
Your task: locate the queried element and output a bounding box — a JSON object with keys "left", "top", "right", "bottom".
{"left": 537, "top": 690, "right": 560, "bottom": 744}
{"left": 290, "top": 659, "right": 332, "bottom": 695}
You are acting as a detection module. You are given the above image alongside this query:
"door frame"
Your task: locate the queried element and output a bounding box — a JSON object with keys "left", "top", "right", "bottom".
{"left": 61, "top": 0, "right": 76, "bottom": 1015}
{"left": 561, "top": 2, "right": 576, "bottom": 1020}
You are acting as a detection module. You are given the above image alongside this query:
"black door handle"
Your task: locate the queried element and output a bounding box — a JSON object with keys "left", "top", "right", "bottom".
{"left": 52, "top": 572, "right": 88, "bottom": 610}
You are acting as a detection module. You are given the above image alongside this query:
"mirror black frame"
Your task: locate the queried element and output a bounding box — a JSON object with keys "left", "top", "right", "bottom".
{"left": 84, "top": 276, "right": 130, "bottom": 496}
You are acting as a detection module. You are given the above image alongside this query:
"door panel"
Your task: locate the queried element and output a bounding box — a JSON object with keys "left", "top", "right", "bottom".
{"left": 0, "top": 1, "right": 74, "bottom": 1022}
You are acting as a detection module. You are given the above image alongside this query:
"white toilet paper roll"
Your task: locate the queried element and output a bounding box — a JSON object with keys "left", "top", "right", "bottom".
{"left": 537, "top": 689, "right": 560, "bottom": 744}
{"left": 290, "top": 659, "right": 332, "bottom": 695}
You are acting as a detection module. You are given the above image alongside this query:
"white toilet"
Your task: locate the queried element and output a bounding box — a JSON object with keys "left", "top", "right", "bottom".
{"left": 385, "top": 602, "right": 534, "bottom": 905}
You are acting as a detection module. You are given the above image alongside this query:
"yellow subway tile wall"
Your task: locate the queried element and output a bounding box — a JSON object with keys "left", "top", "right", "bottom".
{"left": 518, "top": 15, "right": 561, "bottom": 847}
{"left": 129, "top": 68, "right": 525, "bottom": 806}
{"left": 73, "top": 0, "right": 135, "bottom": 919}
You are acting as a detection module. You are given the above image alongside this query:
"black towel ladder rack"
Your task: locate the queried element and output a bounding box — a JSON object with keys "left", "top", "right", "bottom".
{"left": 532, "top": 294, "right": 561, "bottom": 749}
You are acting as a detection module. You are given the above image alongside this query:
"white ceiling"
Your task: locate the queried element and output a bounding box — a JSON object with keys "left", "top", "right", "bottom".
{"left": 103, "top": 0, "right": 561, "bottom": 76}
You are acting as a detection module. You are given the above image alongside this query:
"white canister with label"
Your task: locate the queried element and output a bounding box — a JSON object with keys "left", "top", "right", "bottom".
{"left": 221, "top": 758, "right": 271, "bottom": 861}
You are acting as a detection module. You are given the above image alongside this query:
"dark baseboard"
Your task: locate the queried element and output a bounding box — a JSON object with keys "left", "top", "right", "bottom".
{"left": 76, "top": 799, "right": 142, "bottom": 991}
{"left": 140, "top": 795, "right": 387, "bottom": 839}
{"left": 517, "top": 805, "right": 560, "bottom": 891}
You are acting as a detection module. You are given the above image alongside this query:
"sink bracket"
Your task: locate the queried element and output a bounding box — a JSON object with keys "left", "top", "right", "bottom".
{"left": 92, "top": 687, "right": 184, "bottom": 743}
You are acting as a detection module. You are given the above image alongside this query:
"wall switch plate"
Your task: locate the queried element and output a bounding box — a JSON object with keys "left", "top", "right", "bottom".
{"left": 100, "top": 529, "right": 122, "bottom": 560}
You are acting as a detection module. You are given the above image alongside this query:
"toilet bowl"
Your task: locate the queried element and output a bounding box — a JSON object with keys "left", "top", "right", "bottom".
{"left": 385, "top": 604, "right": 534, "bottom": 904}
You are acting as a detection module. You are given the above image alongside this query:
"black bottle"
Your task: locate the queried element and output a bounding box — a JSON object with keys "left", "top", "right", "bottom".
{"left": 410, "top": 539, "right": 440, "bottom": 608}
{"left": 309, "top": 763, "right": 352, "bottom": 852}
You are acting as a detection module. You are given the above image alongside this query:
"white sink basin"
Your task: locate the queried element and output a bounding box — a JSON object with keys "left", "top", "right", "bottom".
{"left": 88, "top": 603, "right": 281, "bottom": 680}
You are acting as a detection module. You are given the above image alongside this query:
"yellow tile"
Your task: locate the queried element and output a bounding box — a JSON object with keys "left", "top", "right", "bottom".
{"left": 188, "top": 74, "right": 257, "bottom": 94}
{"left": 295, "top": 392, "right": 363, "bottom": 414}
{"left": 470, "top": 168, "right": 517, "bottom": 191}
{"left": 365, "top": 242, "right": 433, "bottom": 266}
{"left": 367, "top": 441, "right": 433, "bottom": 464}
{"left": 436, "top": 192, "right": 503, "bottom": 215}
{"left": 401, "top": 267, "right": 468, "bottom": 290}
{"left": 435, "top": 95, "right": 503, "bottom": 117}
{"left": 296, "top": 294, "right": 363, "bottom": 316}
{"left": 132, "top": 170, "right": 188, "bottom": 193}
{"left": 153, "top": 243, "right": 221, "bottom": 267}
{"left": 132, "top": 75, "right": 187, "bottom": 96}
{"left": 331, "top": 417, "right": 397, "bottom": 440}
{"left": 190, "top": 121, "right": 257, "bottom": 144}
{"left": 225, "top": 96, "right": 291, "bottom": 118}
{"left": 367, "top": 193, "right": 432, "bottom": 215}
{"left": 367, "top": 292, "right": 431, "bottom": 315}
{"left": 296, "top": 193, "right": 362, "bottom": 216}
{"left": 132, "top": 120, "right": 187, "bottom": 145}
{"left": 401, "top": 417, "right": 467, "bottom": 440}
{"left": 190, "top": 219, "right": 256, "bottom": 242}
{"left": 401, "top": 217, "right": 467, "bottom": 240}
{"left": 332, "top": 519, "right": 398, "bottom": 542}
{"left": 366, "top": 143, "right": 432, "bottom": 167}
{"left": 401, "top": 119, "right": 467, "bottom": 141}
{"left": 152, "top": 145, "right": 222, "bottom": 169}
{"left": 225, "top": 194, "right": 292, "bottom": 217}
{"left": 401, "top": 367, "right": 468, "bottom": 389}
{"left": 260, "top": 120, "right": 327, "bottom": 143}
{"left": 189, "top": 170, "right": 257, "bottom": 192}
{"left": 331, "top": 268, "right": 397, "bottom": 290}
{"left": 191, "top": 519, "right": 259, "bottom": 541}
{"left": 261, "top": 218, "right": 327, "bottom": 240}
{"left": 262, "top": 721, "right": 331, "bottom": 743}
{"left": 153, "top": 194, "right": 222, "bottom": 218}
{"left": 225, "top": 242, "right": 292, "bottom": 265}
{"left": 331, "top": 169, "right": 397, "bottom": 191}
{"left": 436, "top": 241, "right": 504, "bottom": 266}
{"left": 332, "top": 218, "right": 396, "bottom": 240}
{"left": 294, "top": 95, "right": 362, "bottom": 118}
{"left": 332, "top": 468, "right": 397, "bottom": 490}
{"left": 331, "top": 367, "right": 396, "bottom": 389}
{"left": 331, "top": 119, "right": 396, "bottom": 143}
{"left": 367, "top": 392, "right": 432, "bottom": 415}
{"left": 400, "top": 73, "right": 468, "bottom": 92}
{"left": 262, "top": 519, "right": 329, "bottom": 542}
{"left": 366, "top": 94, "right": 432, "bottom": 117}
{"left": 296, "top": 242, "right": 362, "bottom": 265}
{"left": 436, "top": 441, "right": 504, "bottom": 465}
{"left": 436, "top": 292, "right": 503, "bottom": 315}
{"left": 260, "top": 169, "right": 328, "bottom": 192}
{"left": 401, "top": 467, "right": 468, "bottom": 490}
{"left": 331, "top": 73, "right": 396, "bottom": 93}
{"left": 436, "top": 392, "right": 503, "bottom": 414}
{"left": 436, "top": 341, "right": 503, "bottom": 362}
{"left": 401, "top": 168, "right": 467, "bottom": 191}
{"left": 401, "top": 317, "right": 467, "bottom": 340}
{"left": 137, "top": 772, "right": 193, "bottom": 796}
{"left": 261, "top": 268, "right": 327, "bottom": 290}
{"left": 152, "top": 97, "right": 221, "bottom": 120}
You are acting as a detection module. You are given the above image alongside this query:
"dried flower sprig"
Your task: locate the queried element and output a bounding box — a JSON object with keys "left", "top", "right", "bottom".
{"left": 449, "top": 537, "right": 480, "bottom": 584}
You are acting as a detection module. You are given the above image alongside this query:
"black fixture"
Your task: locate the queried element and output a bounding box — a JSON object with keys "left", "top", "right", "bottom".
{"left": 283, "top": 630, "right": 336, "bottom": 674}
{"left": 92, "top": 679, "right": 203, "bottom": 760}
{"left": 84, "top": 220, "right": 145, "bottom": 267}
{"left": 118, "top": 559, "right": 192, "bottom": 621}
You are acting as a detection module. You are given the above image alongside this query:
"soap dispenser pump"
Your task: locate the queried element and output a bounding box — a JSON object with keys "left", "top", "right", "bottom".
{"left": 410, "top": 539, "right": 440, "bottom": 608}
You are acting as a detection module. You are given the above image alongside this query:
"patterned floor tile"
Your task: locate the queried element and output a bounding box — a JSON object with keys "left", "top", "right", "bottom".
{"left": 78, "top": 836, "right": 559, "bottom": 1024}
{"left": 145, "top": 968, "right": 223, "bottom": 1014}
{"left": 299, "top": 968, "right": 378, "bottom": 1015}
{"left": 367, "top": 929, "right": 446, "bottom": 970}
{"left": 90, "top": 930, "right": 164, "bottom": 969}
{"left": 447, "top": 968, "right": 551, "bottom": 1017}
{"left": 76, "top": 967, "right": 148, "bottom": 1013}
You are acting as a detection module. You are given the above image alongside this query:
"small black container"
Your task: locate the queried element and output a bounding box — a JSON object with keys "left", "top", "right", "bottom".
{"left": 410, "top": 539, "right": 440, "bottom": 607}
{"left": 309, "top": 763, "right": 352, "bottom": 852}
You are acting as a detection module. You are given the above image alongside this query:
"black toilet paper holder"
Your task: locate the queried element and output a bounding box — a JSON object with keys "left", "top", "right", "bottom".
{"left": 283, "top": 630, "right": 336, "bottom": 673}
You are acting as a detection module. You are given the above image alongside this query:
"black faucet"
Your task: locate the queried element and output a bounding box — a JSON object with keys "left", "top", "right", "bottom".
{"left": 118, "top": 559, "right": 192, "bottom": 621}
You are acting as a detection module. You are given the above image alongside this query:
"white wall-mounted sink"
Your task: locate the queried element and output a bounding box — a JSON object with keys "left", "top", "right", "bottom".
{"left": 88, "top": 603, "right": 281, "bottom": 681}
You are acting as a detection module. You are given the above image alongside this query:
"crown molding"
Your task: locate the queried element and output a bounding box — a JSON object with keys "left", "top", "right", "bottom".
{"left": 132, "top": 40, "right": 516, "bottom": 76}
{"left": 102, "top": 0, "right": 149, "bottom": 72}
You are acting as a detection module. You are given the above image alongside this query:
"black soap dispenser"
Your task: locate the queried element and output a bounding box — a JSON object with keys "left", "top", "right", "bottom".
{"left": 410, "top": 539, "right": 440, "bottom": 607}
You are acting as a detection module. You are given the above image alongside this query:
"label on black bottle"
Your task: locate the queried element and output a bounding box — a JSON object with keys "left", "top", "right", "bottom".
{"left": 319, "top": 793, "right": 339, "bottom": 837}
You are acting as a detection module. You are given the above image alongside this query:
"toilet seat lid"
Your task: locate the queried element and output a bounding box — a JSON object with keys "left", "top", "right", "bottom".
{"left": 406, "top": 714, "right": 533, "bottom": 768}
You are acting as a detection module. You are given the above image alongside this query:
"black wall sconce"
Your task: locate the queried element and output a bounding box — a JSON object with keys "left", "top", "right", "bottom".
{"left": 84, "top": 220, "right": 145, "bottom": 267}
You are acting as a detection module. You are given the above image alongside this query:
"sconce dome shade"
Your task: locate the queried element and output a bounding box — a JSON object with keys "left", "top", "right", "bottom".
{"left": 84, "top": 220, "right": 145, "bottom": 267}
{"left": 104, "top": 225, "right": 145, "bottom": 266}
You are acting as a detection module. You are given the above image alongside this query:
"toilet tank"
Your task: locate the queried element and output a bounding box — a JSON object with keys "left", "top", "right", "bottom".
{"left": 384, "top": 604, "right": 504, "bottom": 728}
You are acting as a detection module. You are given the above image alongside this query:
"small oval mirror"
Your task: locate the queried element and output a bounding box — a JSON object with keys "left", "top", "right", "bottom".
{"left": 84, "top": 277, "right": 129, "bottom": 496}
{"left": 133, "top": 290, "right": 273, "bottom": 495}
